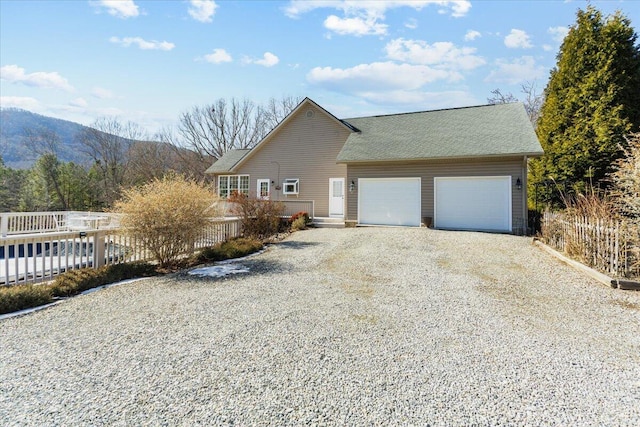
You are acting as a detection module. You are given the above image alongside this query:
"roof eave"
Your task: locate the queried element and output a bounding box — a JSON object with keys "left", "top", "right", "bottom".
{"left": 337, "top": 152, "right": 544, "bottom": 164}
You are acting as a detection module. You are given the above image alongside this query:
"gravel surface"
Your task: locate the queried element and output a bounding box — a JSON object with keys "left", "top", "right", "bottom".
{"left": 1, "top": 227, "right": 639, "bottom": 426}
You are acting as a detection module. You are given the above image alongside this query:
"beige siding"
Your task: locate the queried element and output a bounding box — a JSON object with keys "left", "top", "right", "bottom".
{"left": 346, "top": 157, "right": 528, "bottom": 234}
{"left": 226, "top": 105, "right": 350, "bottom": 217}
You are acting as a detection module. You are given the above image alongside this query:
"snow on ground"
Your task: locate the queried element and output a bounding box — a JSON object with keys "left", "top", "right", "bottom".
{"left": 188, "top": 263, "right": 250, "bottom": 278}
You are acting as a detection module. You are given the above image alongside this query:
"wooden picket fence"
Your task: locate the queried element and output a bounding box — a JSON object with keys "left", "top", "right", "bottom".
{"left": 541, "top": 211, "right": 639, "bottom": 278}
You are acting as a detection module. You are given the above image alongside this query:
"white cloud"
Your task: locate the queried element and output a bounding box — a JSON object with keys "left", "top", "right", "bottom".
{"left": 0, "top": 65, "right": 74, "bottom": 91}
{"left": 485, "top": 56, "right": 546, "bottom": 85}
{"left": 188, "top": 0, "right": 218, "bottom": 23}
{"left": 0, "top": 96, "right": 41, "bottom": 111}
{"left": 307, "top": 62, "right": 453, "bottom": 93}
{"left": 542, "top": 44, "right": 553, "bottom": 52}
{"left": 285, "top": 1, "right": 470, "bottom": 37}
{"left": 504, "top": 29, "right": 533, "bottom": 49}
{"left": 355, "top": 89, "right": 478, "bottom": 108}
{"left": 203, "top": 48, "right": 232, "bottom": 63}
{"left": 69, "top": 97, "right": 88, "bottom": 108}
{"left": 405, "top": 18, "right": 418, "bottom": 29}
{"left": 385, "top": 38, "right": 485, "bottom": 71}
{"left": 109, "top": 36, "right": 175, "bottom": 51}
{"left": 93, "top": 0, "right": 139, "bottom": 19}
{"left": 548, "top": 26, "right": 569, "bottom": 43}
{"left": 324, "top": 15, "right": 387, "bottom": 36}
{"left": 285, "top": 1, "right": 471, "bottom": 19}
{"left": 464, "top": 30, "right": 481, "bottom": 41}
{"left": 91, "top": 87, "right": 115, "bottom": 99}
{"left": 248, "top": 52, "right": 279, "bottom": 67}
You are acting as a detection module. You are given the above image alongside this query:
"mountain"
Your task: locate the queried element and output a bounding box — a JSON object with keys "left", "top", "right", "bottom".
{"left": 0, "top": 109, "right": 92, "bottom": 169}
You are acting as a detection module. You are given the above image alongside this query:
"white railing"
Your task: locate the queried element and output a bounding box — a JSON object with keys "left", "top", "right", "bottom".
{"left": 280, "top": 200, "right": 314, "bottom": 219}
{"left": 0, "top": 211, "right": 122, "bottom": 236}
{"left": 0, "top": 216, "right": 242, "bottom": 285}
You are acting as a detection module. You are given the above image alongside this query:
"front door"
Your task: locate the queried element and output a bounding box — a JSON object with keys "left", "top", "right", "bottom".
{"left": 257, "top": 179, "right": 270, "bottom": 200}
{"left": 329, "top": 178, "right": 344, "bottom": 217}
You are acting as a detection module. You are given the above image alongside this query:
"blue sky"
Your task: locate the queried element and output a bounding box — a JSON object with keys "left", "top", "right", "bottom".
{"left": 1, "top": 0, "right": 638, "bottom": 134}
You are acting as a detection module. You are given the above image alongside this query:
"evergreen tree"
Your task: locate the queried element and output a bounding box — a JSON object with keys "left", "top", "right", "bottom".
{"left": 0, "top": 157, "right": 27, "bottom": 212}
{"left": 531, "top": 6, "right": 640, "bottom": 207}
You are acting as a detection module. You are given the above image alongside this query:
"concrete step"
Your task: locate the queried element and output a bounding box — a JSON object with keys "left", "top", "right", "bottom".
{"left": 312, "top": 217, "right": 345, "bottom": 228}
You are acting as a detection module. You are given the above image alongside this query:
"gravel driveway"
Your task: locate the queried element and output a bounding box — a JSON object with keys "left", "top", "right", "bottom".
{"left": 1, "top": 227, "right": 639, "bottom": 426}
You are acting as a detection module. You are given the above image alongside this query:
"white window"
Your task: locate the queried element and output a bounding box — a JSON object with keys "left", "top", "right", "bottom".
{"left": 218, "top": 175, "right": 249, "bottom": 198}
{"left": 283, "top": 178, "right": 299, "bottom": 195}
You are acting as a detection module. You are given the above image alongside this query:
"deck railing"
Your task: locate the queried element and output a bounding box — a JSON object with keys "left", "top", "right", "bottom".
{"left": 218, "top": 199, "right": 315, "bottom": 219}
{"left": 0, "top": 211, "right": 242, "bottom": 285}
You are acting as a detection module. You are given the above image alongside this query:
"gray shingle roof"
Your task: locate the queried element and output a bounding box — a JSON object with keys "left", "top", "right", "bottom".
{"left": 337, "top": 103, "right": 543, "bottom": 163}
{"left": 204, "top": 149, "right": 250, "bottom": 174}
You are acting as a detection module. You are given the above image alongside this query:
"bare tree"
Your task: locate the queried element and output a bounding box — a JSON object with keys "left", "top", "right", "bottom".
{"left": 76, "top": 117, "right": 148, "bottom": 206}
{"left": 22, "top": 127, "right": 61, "bottom": 159}
{"left": 177, "top": 95, "right": 302, "bottom": 160}
{"left": 154, "top": 126, "right": 214, "bottom": 181}
{"left": 263, "top": 95, "right": 304, "bottom": 132}
{"left": 178, "top": 98, "right": 266, "bottom": 159}
{"left": 487, "top": 88, "right": 518, "bottom": 105}
{"left": 520, "top": 81, "right": 543, "bottom": 126}
{"left": 488, "top": 82, "right": 543, "bottom": 126}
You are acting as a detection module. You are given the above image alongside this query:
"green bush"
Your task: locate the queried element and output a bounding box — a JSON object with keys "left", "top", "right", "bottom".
{"left": 290, "top": 211, "right": 311, "bottom": 224}
{"left": 0, "top": 284, "right": 53, "bottom": 315}
{"left": 195, "top": 237, "right": 264, "bottom": 263}
{"left": 49, "top": 262, "right": 157, "bottom": 297}
{"left": 291, "top": 216, "right": 308, "bottom": 231}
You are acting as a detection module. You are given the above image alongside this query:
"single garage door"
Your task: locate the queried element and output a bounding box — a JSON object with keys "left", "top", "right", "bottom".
{"left": 358, "top": 178, "right": 421, "bottom": 227}
{"left": 434, "top": 176, "right": 512, "bottom": 232}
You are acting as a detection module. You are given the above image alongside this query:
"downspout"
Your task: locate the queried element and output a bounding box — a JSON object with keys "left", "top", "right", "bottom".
{"left": 523, "top": 156, "right": 528, "bottom": 235}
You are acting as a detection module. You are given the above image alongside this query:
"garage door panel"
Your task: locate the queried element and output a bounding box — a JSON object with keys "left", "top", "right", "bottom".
{"left": 359, "top": 178, "right": 421, "bottom": 227}
{"left": 435, "top": 176, "right": 511, "bottom": 232}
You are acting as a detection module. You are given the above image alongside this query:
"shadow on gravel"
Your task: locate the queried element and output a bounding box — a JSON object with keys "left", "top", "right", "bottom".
{"left": 274, "top": 240, "right": 320, "bottom": 250}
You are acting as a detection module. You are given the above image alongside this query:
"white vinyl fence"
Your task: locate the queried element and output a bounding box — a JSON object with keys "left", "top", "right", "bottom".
{"left": 0, "top": 212, "right": 241, "bottom": 286}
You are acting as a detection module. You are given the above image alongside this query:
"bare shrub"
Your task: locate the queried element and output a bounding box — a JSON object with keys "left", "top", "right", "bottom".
{"left": 611, "top": 133, "right": 640, "bottom": 271}
{"left": 114, "top": 174, "right": 220, "bottom": 268}
{"left": 228, "top": 192, "right": 284, "bottom": 240}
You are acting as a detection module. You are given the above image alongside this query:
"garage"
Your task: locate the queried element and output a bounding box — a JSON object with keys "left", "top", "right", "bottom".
{"left": 434, "top": 176, "right": 512, "bottom": 232}
{"left": 358, "top": 178, "right": 421, "bottom": 227}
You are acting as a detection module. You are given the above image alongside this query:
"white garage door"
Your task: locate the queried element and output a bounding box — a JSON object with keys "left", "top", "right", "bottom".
{"left": 358, "top": 178, "right": 421, "bottom": 227}
{"left": 435, "top": 176, "right": 512, "bottom": 232}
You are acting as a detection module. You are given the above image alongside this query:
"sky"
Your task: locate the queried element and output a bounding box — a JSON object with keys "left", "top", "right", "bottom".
{"left": 1, "top": 0, "right": 639, "bottom": 135}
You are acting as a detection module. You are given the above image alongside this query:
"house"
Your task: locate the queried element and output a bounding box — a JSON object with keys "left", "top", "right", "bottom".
{"left": 206, "top": 98, "right": 543, "bottom": 234}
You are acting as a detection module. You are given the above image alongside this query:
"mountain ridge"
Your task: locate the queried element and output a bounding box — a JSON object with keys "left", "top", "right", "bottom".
{"left": 0, "top": 109, "right": 93, "bottom": 169}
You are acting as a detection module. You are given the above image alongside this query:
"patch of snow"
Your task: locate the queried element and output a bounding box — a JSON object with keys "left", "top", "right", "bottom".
{"left": 188, "top": 263, "right": 250, "bottom": 278}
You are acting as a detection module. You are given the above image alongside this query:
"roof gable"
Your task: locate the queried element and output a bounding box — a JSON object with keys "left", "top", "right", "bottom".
{"left": 222, "top": 97, "right": 357, "bottom": 172}
{"left": 205, "top": 149, "right": 250, "bottom": 174}
{"left": 337, "top": 103, "right": 543, "bottom": 163}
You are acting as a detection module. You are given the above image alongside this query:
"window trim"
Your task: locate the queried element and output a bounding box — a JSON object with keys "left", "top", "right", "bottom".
{"left": 282, "top": 178, "right": 299, "bottom": 195}
{"left": 257, "top": 179, "right": 270, "bottom": 200}
{"left": 217, "top": 174, "right": 249, "bottom": 198}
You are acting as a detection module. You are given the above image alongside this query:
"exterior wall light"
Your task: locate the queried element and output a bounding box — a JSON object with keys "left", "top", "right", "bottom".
{"left": 349, "top": 180, "right": 356, "bottom": 193}
{"left": 516, "top": 177, "right": 522, "bottom": 190}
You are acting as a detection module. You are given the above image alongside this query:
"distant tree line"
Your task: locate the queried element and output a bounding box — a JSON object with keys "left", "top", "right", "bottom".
{"left": 0, "top": 96, "right": 301, "bottom": 212}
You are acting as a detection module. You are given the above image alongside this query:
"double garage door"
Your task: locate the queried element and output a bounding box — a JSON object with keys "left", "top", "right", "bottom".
{"left": 358, "top": 176, "right": 512, "bottom": 232}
